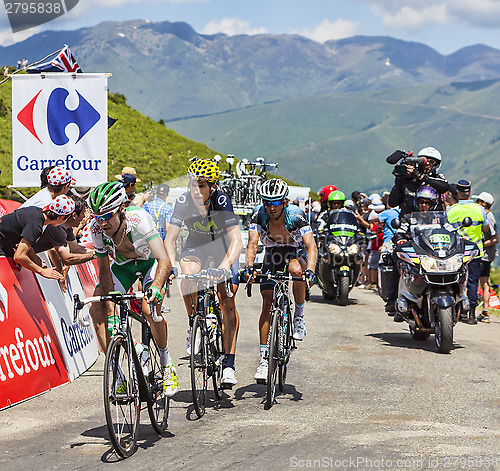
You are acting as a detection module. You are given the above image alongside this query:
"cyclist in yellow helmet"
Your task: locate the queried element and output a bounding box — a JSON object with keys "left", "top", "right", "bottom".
{"left": 165, "top": 158, "right": 242, "bottom": 388}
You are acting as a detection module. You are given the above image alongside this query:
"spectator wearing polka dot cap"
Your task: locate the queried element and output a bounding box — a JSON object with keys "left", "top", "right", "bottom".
{"left": 21, "top": 166, "right": 74, "bottom": 210}
{"left": 0, "top": 195, "right": 76, "bottom": 280}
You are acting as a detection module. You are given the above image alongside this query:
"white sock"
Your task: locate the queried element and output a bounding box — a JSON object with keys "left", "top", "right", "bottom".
{"left": 159, "top": 345, "right": 171, "bottom": 367}
{"left": 294, "top": 302, "right": 305, "bottom": 318}
{"left": 259, "top": 345, "right": 267, "bottom": 363}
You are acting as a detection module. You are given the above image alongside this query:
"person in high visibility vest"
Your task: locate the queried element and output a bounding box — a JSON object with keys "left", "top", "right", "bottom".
{"left": 447, "top": 180, "right": 490, "bottom": 324}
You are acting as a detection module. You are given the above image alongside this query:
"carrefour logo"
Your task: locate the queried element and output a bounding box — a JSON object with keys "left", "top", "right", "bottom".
{"left": 17, "top": 87, "right": 101, "bottom": 146}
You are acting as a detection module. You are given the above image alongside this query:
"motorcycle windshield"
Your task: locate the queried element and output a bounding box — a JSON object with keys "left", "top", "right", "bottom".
{"left": 326, "top": 209, "right": 360, "bottom": 245}
{"left": 408, "top": 211, "right": 460, "bottom": 256}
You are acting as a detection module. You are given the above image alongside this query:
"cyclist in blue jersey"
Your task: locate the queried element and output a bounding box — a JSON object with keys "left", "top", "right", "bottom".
{"left": 165, "top": 159, "right": 243, "bottom": 389}
{"left": 244, "top": 179, "right": 317, "bottom": 383}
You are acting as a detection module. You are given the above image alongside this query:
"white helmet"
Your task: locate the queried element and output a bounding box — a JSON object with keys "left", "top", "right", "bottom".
{"left": 260, "top": 178, "right": 289, "bottom": 202}
{"left": 417, "top": 146, "right": 442, "bottom": 170}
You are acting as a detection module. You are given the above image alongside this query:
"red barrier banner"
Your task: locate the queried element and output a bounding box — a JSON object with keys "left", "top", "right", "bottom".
{"left": 0, "top": 258, "right": 69, "bottom": 410}
{"left": 0, "top": 199, "right": 22, "bottom": 217}
{"left": 75, "top": 258, "right": 99, "bottom": 298}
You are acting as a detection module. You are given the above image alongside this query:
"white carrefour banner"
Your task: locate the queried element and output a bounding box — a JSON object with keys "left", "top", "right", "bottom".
{"left": 12, "top": 73, "right": 108, "bottom": 187}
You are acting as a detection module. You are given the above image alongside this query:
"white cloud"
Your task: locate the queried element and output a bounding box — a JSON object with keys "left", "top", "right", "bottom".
{"left": 362, "top": 0, "right": 500, "bottom": 29}
{"left": 294, "top": 19, "right": 360, "bottom": 43}
{"left": 201, "top": 18, "right": 267, "bottom": 36}
{"left": 0, "top": 28, "right": 39, "bottom": 47}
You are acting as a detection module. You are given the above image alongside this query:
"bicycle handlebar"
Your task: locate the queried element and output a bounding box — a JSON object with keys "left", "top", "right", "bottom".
{"left": 244, "top": 273, "right": 308, "bottom": 298}
{"left": 176, "top": 270, "right": 234, "bottom": 298}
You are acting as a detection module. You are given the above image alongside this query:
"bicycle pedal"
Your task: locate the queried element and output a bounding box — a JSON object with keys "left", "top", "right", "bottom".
{"left": 221, "top": 383, "right": 233, "bottom": 390}
{"left": 255, "top": 379, "right": 266, "bottom": 385}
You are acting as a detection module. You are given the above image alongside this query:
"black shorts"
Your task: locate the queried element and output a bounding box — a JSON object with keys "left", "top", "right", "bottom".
{"left": 480, "top": 259, "right": 492, "bottom": 278}
{"left": 260, "top": 245, "right": 307, "bottom": 291}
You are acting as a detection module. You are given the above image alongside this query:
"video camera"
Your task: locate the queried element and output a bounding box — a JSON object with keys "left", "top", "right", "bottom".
{"left": 386, "top": 150, "right": 427, "bottom": 177}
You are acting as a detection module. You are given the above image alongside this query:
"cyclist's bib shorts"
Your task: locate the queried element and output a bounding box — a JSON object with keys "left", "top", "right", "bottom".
{"left": 108, "top": 258, "right": 157, "bottom": 293}
{"left": 260, "top": 245, "right": 307, "bottom": 291}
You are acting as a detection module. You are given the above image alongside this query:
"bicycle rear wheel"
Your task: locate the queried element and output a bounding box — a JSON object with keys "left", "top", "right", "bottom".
{"left": 190, "top": 315, "right": 208, "bottom": 418}
{"left": 211, "top": 306, "right": 225, "bottom": 399}
{"left": 266, "top": 310, "right": 280, "bottom": 408}
{"left": 104, "top": 334, "right": 140, "bottom": 458}
{"left": 147, "top": 336, "right": 170, "bottom": 434}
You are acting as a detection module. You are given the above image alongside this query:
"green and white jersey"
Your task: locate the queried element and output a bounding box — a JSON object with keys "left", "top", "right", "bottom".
{"left": 91, "top": 206, "right": 161, "bottom": 265}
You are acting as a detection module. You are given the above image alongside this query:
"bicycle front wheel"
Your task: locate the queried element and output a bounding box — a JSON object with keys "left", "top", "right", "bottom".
{"left": 279, "top": 310, "right": 292, "bottom": 392}
{"left": 104, "top": 334, "right": 140, "bottom": 458}
{"left": 266, "top": 310, "right": 280, "bottom": 408}
{"left": 211, "top": 306, "right": 225, "bottom": 399}
{"left": 190, "top": 315, "right": 208, "bottom": 418}
{"left": 147, "top": 336, "right": 170, "bottom": 434}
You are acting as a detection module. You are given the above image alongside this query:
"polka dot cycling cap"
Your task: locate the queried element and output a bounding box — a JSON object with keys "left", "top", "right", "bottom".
{"left": 47, "top": 167, "right": 72, "bottom": 186}
{"left": 43, "top": 195, "right": 75, "bottom": 216}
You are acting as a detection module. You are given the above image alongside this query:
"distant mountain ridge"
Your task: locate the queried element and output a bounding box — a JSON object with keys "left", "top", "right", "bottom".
{"left": 1, "top": 20, "right": 500, "bottom": 121}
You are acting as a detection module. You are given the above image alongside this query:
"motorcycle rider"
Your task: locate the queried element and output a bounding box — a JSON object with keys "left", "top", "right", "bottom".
{"left": 392, "top": 186, "right": 440, "bottom": 322}
{"left": 316, "top": 191, "right": 345, "bottom": 232}
{"left": 388, "top": 147, "right": 449, "bottom": 217}
{"left": 318, "top": 185, "right": 338, "bottom": 212}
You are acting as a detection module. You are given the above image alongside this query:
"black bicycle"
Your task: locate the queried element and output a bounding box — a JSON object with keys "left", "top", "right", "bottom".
{"left": 73, "top": 291, "right": 169, "bottom": 458}
{"left": 246, "top": 271, "right": 307, "bottom": 408}
{"left": 178, "top": 271, "right": 231, "bottom": 418}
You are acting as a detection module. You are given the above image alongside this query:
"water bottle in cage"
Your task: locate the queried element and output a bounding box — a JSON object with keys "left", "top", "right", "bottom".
{"left": 206, "top": 307, "right": 218, "bottom": 342}
{"left": 134, "top": 339, "right": 149, "bottom": 376}
{"left": 108, "top": 313, "right": 120, "bottom": 335}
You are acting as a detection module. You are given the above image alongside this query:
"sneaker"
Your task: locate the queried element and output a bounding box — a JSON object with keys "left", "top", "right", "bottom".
{"left": 162, "top": 362, "right": 179, "bottom": 397}
{"left": 254, "top": 361, "right": 268, "bottom": 384}
{"left": 114, "top": 378, "right": 127, "bottom": 396}
{"left": 393, "top": 313, "right": 404, "bottom": 323}
{"left": 478, "top": 312, "right": 491, "bottom": 323}
{"left": 385, "top": 303, "right": 396, "bottom": 314}
{"left": 293, "top": 317, "right": 306, "bottom": 340}
{"left": 221, "top": 367, "right": 237, "bottom": 389}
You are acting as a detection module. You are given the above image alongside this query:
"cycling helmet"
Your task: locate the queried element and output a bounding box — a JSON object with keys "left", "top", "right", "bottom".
{"left": 417, "top": 146, "right": 442, "bottom": 171}
{"left": 187, "top": 159, "right": 220, "bottom": 183}
{"left": 415, "top": 185, "right": 439, "bottom": 209}
{"left": 87, "top": 181, "right": 127, "bottom": 215}
{"left": 319, "top": 185, "right": 338, "bottom": 203}
{"left": 260, "top": 178, "right": 289, "bottom": 202}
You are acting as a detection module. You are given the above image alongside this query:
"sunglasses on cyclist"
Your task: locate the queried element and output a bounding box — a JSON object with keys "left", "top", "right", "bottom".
{"left": 418, "top": 199, "right": 432, "bottom": 205}
{"left": 263, "top": 200, "right": 283, "bottom": 207}
{"left": 94, "top": 211, "right": 117, "bottom": 221}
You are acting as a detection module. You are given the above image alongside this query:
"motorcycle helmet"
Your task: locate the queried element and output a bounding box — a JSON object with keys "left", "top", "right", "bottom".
{"left": 319, "top": 185, "right": 338, "bottom": 204}
{"left": 417, "top": 146, "right": 442, "bottom": 171}
{"left": 260, "top": 178, "right": 289, "bottom": 202}
{"left": 328, "top": 190, "right": 346, "bottom": 209}
{"left": 415, "top": 185, "right": 439, "bottom": 210}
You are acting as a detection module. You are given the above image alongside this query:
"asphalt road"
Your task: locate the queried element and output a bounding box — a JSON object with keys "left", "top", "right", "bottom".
{"left": 1, "top": 284, "right": 499, "bottom": 471}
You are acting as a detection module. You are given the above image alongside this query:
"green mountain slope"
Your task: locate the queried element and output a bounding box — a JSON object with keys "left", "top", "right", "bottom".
{"left": 168, "top": 80, "right": 500, "bottom": 197}
{"left": 0, "top": 79, "right": 222, "bottom": 199}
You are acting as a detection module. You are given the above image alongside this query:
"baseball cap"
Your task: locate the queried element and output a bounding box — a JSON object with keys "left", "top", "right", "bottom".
{"left": 157, "top": 183, "right": 170, "bottom": 196}
{"left": 43, "top": 195, "right": 75, "bottom": 216}
{"left": 456, "top": 179, "right": 471, "bottom": 192}
{"left": 47, "top": 166, "right": 72, "bottom": 186}
{"left": 119, "top": 173, "right": 137, "bottom": 186}
{"left": 115, "top": 166, "right": 141, "bottom": 182}
{"left": 477, "top": 191, "right": 494, "bottom": 205}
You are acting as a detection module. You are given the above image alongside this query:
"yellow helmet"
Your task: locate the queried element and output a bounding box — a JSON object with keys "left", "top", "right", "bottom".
{"left": 187, "top": 159, "right": 220, "bottom": 183}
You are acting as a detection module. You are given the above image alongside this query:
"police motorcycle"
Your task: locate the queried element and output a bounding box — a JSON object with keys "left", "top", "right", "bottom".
{"left": 392, "top": 211, "right": 477, "bottom": 353}
{"left": 315, "top": 208, "right": 365, "bottom": 305}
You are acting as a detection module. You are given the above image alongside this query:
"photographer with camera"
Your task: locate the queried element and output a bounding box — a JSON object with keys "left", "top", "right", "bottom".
{"left": 387, "top": 146, "right": 449, "bottom": 217}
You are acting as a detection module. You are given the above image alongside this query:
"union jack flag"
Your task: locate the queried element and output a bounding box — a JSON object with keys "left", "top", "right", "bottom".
{"left": 27, "top": 46, "right": 82, "bottom": 74}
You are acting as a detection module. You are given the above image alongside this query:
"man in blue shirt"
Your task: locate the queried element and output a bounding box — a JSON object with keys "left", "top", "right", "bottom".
{"left": 143, "top": 183, "right": 174, "bottom": 241}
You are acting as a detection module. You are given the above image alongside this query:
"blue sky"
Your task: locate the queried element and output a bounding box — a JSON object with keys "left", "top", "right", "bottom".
{"left": 1, "top": 0, "right": 500, "bottom": 54}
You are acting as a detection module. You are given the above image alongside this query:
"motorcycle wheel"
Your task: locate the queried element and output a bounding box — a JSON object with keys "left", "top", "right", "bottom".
{"left": 322, "top": 290, "right": 335, "bottom": 301}
{"left": 409, "top": 325, "right": 430, "bottom": 341}
{"left": 435, "top": 307, "right": 453, "bottom": 354}
{"left": 337, "top": 277, "right": 349, "bottom": 306}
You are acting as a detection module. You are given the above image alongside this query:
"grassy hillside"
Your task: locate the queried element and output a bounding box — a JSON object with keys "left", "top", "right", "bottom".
{"left": 168, "top": 80, "right": 500, "bottom": 197}
{"left": 0, "top": 77, "right": 224, "bottom": 199}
